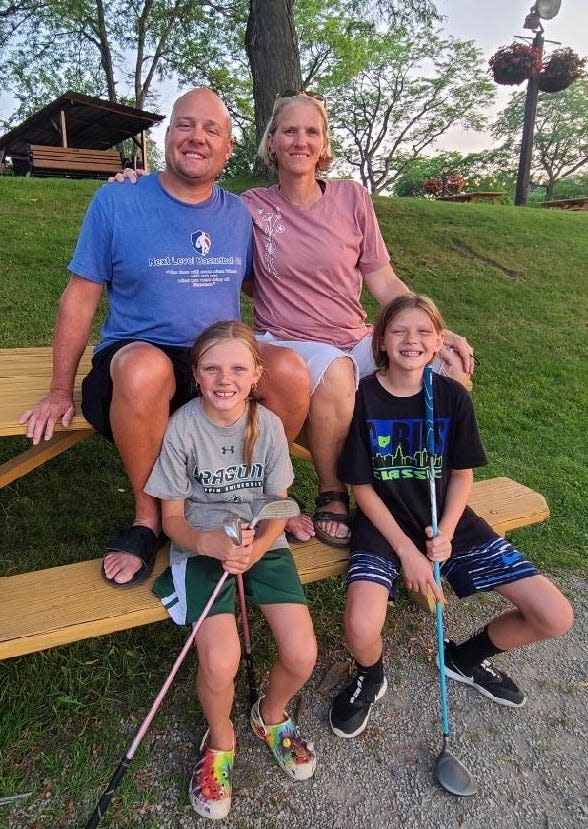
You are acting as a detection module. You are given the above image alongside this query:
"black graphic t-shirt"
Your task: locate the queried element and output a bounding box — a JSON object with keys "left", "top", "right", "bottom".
{"left": 338, "top": 373, "right": 498, "bottom": 561}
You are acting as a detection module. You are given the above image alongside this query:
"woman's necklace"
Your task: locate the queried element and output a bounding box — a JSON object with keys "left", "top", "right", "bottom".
{"left": 278, "top": 180, "right": 323, "bottom": 208}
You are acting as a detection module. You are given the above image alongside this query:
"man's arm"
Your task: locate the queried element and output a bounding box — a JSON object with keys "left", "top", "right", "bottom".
{"left": 19, "top": 275, "right": 103, "bottom": 444}
{"left": 363, "top": 264, "right": 475, "bottom": 377}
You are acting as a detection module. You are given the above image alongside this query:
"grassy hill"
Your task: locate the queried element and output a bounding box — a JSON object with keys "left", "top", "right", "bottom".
{"left": 0, "top": 175, "right": 586, "bottom": 825}
{"left": 1, "top": 176, "right": 586, "bottom": 571}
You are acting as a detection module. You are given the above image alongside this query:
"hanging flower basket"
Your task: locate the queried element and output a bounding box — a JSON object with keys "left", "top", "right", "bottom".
{"left": 421, "top": 174, "right": 465, "bottom": 199}
{"left": 488, "top": 43, "right": 542, "bottom": 86}
{"left": 537, "top": 47, "right": 586, "bottom": 93}
{"left": 537, "top": 73, "right": 575, "bottom": 92}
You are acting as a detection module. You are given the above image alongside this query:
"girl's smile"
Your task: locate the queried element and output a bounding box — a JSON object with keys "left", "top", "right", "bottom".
{"left": 381, "top": 307, "right": 443, "bottom": 374}
{"left": 194, "top": 339, "right": 262, "bottom": 425}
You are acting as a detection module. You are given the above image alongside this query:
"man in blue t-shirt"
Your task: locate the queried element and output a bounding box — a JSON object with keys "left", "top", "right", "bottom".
{"left": 20, "top": 88, "right": 310, "bottom": 588}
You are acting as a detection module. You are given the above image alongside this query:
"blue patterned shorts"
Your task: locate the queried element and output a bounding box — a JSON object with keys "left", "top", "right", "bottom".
{"left": 347, "top": 537, "right": 538, "bottom": 601}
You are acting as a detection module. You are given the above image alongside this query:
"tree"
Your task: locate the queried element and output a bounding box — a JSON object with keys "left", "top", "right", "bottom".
{"left": 492, "top": 79, "right": 588, "bottom": 201}
{"left": 325, "top": 26, "right": 495, "bottom": 193}
{"left": 245, "top": 0, "right": 302, "bottom": 154}
{"left": 393, "top": 150, "right": 516, "bottom": 197}
{"left": 243, "top": 0, "right": 442, "bottom": 154}
{"left": 0, "top": 0, "right": 217, "bottom": 124}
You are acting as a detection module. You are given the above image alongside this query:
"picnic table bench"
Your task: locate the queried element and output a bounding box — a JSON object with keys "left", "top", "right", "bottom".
{"left": 438, "top": 192, "right": 504, "bottom": 204}
{"left": 0, "top": 347, "right": 550, "bottom": 659}
{"left": 27, "top": 144, "right": 123, "bottom": 178}
{"left": 538, "top": 196, "right": 588, "bottom": 211}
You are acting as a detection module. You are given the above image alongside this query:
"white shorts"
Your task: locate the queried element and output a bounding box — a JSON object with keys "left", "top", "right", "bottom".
{"left": 257, "top": 332, "right": 375, "bottom": 394}
{"left": 257, "top": 332, "right": 448, "bottom": 394}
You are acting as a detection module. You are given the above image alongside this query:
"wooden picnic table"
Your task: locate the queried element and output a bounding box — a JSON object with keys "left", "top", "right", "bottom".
{"left": 0, "top": 345, "right": 550, "bottom": 658}
{"left": 538, "top": 196, "right": 588, "bottom": 211}
{"left": 438, "top": 192, "right": 504, "bottom": 204}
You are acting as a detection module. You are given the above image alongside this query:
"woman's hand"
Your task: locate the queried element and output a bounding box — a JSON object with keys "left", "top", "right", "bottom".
{"left": 441, "top": 330, "right": 476, "bottom": 377}
{"left": 107, "top": 167, "right": 148, "bottom": 184}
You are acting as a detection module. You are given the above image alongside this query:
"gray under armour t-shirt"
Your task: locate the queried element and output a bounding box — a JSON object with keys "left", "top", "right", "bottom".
{"left": 145, "top": 398, "right": 293, "bottom": 564}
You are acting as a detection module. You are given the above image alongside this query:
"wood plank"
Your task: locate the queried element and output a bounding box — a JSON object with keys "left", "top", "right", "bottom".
{"left": 0, "top": 346, "right": 93, "bottom": 436}
{"left": 28, "top": 144, "right": 123, "bottom": 176}
{"left": 0, "top": 549, "right": 169, "bottom": 659}
{"left": 0, "top": 429, "right": 93, "bottom": 489}
{"left": 0, "top": 477, "right": 549, "bottom": 659}
{"left": 538, "top": 196, "right": 588, "bottom": 210}
{"left": 466, "top": 476, "right": 549, "bottom": 535}
{"left": 0, "top": 346, "right": 93, "bottom": 377}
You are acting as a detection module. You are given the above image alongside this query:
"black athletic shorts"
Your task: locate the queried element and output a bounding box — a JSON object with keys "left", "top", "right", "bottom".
{"left": 81, "top": 340, "right": 195, "bottom": 441}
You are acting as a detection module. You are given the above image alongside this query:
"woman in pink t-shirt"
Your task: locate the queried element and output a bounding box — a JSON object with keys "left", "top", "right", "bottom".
{"left": 241, "top": 92, "right": 475, "bottom": 548}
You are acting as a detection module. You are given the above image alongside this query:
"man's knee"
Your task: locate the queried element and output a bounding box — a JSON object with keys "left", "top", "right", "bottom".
{"left": 111, "top": 342, "right": 176, "bottom": 402}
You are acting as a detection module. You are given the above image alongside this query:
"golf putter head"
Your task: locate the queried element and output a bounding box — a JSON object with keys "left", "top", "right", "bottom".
{"left": 249, "top": 495, "right": 300, "bottom": 528}
{"left": 222, "top": 496, "right": 300, "bottom": 544}
{"left": 435, "top": 739, "right": 478, "bottom": 797}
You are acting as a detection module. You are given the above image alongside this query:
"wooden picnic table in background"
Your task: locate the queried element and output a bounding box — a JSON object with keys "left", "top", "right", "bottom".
{"left": 438, "top": 191, "right": 504, "bottom": 204}
{"left": 538, "top": 196, "right": 588, "bottom": 211}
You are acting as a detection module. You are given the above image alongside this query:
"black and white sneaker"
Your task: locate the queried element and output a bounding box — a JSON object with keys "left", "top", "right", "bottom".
{"left": 329, "top": 671, "right": 388, "bottom": 738}
{"left": 443, "top": 640, "right": 526, "bottom": 708}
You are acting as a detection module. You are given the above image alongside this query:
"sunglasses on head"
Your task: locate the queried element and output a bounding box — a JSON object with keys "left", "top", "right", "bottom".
{"left": 275, "top": 89, "right": 325, "bottom": 103}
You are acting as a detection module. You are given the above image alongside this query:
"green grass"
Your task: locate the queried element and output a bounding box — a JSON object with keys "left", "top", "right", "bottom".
{"left": 0, "top": 177, "right": 587, "bottom": 826}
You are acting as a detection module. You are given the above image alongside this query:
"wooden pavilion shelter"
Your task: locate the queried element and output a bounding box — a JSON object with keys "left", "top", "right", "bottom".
{"left": 0, "top": 91, "right": 165, "bottom": 177}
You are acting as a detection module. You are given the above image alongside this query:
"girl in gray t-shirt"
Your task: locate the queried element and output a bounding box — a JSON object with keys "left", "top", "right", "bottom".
{"left": 145, "top": 320, "right": 317, "bottom": 820}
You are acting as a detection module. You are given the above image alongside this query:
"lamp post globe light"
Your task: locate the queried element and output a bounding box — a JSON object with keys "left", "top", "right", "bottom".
{"left": 514, "top": 0, "right": 562, "bottom": 206}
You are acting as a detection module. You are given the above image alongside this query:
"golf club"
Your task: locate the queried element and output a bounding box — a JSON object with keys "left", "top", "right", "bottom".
{"left": 424, "top": 364, "right": 477, "bottom": 797}
{"left": 84, "top": 569, "right": 230, "bottom": 829}
{"left": 222, "top": 495, "right": 301, "bottom": 708}
{"left": 221, "top": 517, "right": 258, "bottom": 705}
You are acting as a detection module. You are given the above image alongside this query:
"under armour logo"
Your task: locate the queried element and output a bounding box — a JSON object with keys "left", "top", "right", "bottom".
{"left": 221, "top": 445, "right": 235, "bottom": 454}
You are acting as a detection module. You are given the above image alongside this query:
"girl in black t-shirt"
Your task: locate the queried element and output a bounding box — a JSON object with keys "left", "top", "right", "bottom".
{"left": 330, "top": 294, "right": 573, "bottom": 740}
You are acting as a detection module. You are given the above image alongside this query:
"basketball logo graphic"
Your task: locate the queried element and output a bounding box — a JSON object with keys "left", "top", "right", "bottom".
{"left": 192, "top": 230, "right": 212, "bottom": 256}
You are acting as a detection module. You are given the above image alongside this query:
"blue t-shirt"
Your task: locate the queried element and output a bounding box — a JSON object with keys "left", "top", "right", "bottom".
{"left": 69, "top": 174, "right": 253, "bottom": 352}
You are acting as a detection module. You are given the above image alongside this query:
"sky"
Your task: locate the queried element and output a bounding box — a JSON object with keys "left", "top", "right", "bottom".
{"left": 1, "top": 0, "right": 587, "bottom": 156}
{"left": 434, "top": 0, "right": 588, "bottom": 152}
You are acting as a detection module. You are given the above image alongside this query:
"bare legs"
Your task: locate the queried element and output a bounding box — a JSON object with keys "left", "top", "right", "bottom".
{"left": 258, "top": 342, "right": 315, "bottom": 540}
{"left": 343, "top": 581, "right": 389, "bottom": 668}
{"left": 196, "top": 614, "right": 241, "bottom": 750}
{"left": 342, "top": 575, "right": 573, "bottom": 677}
{"left": 195, "top": 604, "right": 316, "bottom": 750}
{"left": 102, "top": 343, "right": 176, "bottom": 584}
{"left": 490, "top": 575, "right": 573, "bottom": 649}
{"left": 258, "top": 343, "right": 310, "bottom": 443}
{"left": 305, "top": 357, "right": 356, "bottom": 541}
{"left": 259, "top": 603, "right": 317, "bottom": 724}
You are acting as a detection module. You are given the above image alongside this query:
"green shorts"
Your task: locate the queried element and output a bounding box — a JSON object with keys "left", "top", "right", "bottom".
{"left": 152, "top": 547, "right": 307, "bottom": 625}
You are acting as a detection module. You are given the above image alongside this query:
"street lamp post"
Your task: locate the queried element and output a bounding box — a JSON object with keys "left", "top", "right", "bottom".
{"left": 514, "top": 0, "right": 562, "bottom": 206}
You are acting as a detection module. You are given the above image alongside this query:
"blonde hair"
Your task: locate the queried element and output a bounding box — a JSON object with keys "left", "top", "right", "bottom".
{"left": 258, "top": 94, "right": 334, "bottom": 172}
{"left": 191, "top": 321, "right": 264, "bottom": 467}
{"left": 372, "top": 294, "right": 446, "bottom": 371}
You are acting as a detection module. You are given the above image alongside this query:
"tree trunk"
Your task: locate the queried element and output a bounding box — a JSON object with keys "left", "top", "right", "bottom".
{"left": 245, "top": 0, "right": 302, "bottom": 165}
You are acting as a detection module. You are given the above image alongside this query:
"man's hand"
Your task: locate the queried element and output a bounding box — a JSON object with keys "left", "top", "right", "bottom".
{"left": 19, "top": 390, "right": 75, "bottom": 444}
